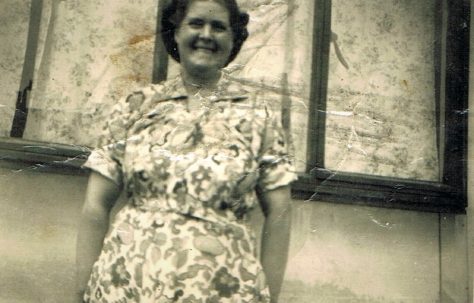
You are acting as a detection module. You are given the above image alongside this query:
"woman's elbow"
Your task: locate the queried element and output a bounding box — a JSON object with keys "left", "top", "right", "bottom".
{"left": 81, "top": 172, "right": 120, "bottom": 219}
{"left": 259, "top": 186, "right": 291, "bottom": 217}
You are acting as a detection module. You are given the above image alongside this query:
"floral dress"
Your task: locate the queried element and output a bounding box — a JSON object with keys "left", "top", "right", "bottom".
{"left": 82, "top": 73, "right": 297, "bottom": 303}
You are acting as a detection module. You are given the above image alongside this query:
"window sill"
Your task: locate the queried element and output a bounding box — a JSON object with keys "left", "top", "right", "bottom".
{"left": 0, "top": 138, "right": 465, "bottom": 213}
{"left": 292, "top": 169, "right": 465, "bottom": 214}
{"left": 0, "top": 137, "right": 90, "bottom": 174}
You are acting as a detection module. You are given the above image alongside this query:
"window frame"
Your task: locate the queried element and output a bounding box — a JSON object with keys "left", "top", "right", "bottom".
{"left": 291, "top": 0, "right": 469, "bottom": 213}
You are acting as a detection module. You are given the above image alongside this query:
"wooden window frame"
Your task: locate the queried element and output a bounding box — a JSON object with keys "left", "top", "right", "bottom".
{"left": 292, "top": 0, "right": 469, "bottom": 213}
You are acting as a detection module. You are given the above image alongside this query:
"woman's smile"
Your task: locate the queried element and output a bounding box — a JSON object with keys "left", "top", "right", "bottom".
{"left": 193, "top": 41, "right": 217, "bottom": 53}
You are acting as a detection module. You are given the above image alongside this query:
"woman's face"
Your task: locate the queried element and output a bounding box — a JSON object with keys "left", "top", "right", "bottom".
{"left": 174, "top": 0, "right": 233, "bottom": 78}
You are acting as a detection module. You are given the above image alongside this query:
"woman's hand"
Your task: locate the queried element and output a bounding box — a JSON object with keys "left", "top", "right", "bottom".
{"left": 76, "top": 172, "right": 121, "bottom": 300}
{"left": 257, "top": 185, "right": 292, "bottom": 303}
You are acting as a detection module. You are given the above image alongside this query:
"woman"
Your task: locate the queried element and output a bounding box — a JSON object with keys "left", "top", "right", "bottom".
{"left": 76, "top": 0, "right": 297, "bottom": 302}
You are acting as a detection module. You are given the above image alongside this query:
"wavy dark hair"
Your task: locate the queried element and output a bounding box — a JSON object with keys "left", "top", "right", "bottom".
{"left": 161, "top": 0, "right": 249, "bottom": 66}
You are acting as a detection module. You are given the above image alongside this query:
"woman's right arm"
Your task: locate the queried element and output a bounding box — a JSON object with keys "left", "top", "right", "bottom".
{"left": 75, "top": 171, "right": 121, "bottom": 301}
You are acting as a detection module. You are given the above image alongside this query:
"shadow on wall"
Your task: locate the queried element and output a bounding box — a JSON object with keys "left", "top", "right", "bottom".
{"left": 0, "top": 164, "right": 88, "bottom": 303}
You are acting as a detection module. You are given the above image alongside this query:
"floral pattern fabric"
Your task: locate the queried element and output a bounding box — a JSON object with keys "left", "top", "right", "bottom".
{"left": 83, "top": 73, "right": 297, "bottom": 302}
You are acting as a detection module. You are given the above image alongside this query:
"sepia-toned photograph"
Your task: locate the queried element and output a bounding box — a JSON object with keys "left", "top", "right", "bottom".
{"left": 0, "top": 0, "right": 472, "bottom": 302}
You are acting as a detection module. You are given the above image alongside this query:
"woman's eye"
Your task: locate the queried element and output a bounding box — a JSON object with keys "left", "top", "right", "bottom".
{"left": 188, "top": 20, "right": 204, "bottom": 28}
{"left": 213, "top": 23, "right": 228, "bottom": 32}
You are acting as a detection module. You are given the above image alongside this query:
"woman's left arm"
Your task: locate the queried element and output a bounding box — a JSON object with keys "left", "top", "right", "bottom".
{"left": 258, "top": 185, "right": 292, "bottom": 303}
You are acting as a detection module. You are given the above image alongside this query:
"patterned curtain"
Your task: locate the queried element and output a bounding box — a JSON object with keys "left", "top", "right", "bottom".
{"left": 23, "top": 0, "right": 159, "bottom": 146}
{"left": 325, "top": 0, "right": 439, "bottom": 180}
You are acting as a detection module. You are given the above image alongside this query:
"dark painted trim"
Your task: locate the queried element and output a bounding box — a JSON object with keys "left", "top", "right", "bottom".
{"left": 0, "top": 137, "right": 89, "bottom": 172}
{"left": 152, "top": 0, "right": 168, "bottom": 84}
{"left": 306, "top": 0, "right": 331, "bottom": 171}
{"left": 291, "top": 171, "right": 465, "bottom": 214}
{"left": 434, "top": 0, "right": 446, "bottom": 169}
{"left": 10, "top": 0, "right": 43, "bottom": 137}
{"left": 442, "top": 0, "right": 469, "bottom": 203}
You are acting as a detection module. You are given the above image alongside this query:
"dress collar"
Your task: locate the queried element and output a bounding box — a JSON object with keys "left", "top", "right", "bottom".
{"left": 159, "top": 71, "right": 249, "bottom": 103}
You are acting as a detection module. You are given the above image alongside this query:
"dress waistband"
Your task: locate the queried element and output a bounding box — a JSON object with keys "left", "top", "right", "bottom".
{"left": 130, "top": 198, "right": 243, "bottom": 227}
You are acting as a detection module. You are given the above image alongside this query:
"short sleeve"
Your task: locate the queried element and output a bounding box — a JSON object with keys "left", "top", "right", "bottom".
{"left": 257, "top": 107, "right": 298, "bottom": 192}
{"left": 83, "top": 91, "right": 143, "bottom": 186}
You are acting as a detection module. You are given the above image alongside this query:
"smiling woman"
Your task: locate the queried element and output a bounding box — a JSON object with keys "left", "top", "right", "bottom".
{"left": 76, "top": 0, "right": 296, "bottom": 302}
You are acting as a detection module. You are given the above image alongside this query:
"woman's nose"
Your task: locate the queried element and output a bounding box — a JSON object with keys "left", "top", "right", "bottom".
{"left": 200, "top": 24, "right": 212, "bottom": 39}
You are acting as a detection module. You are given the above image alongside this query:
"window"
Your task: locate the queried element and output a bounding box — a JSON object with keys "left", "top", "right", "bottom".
{"left": 292, "top": 0, "right": 469, "bottom": 213}
{"left": 0, "top": 0, "right": 468, "bottom": 214}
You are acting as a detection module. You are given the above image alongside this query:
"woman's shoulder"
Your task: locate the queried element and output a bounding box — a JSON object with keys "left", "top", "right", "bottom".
{"left": 115, "top": 77, "right": 186, "bottom": 116}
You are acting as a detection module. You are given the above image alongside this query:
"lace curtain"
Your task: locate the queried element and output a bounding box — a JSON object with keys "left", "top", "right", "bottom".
{"left": 23, "top": 0, "right": 159, "bottom": 146}
{"left": 325, "top": 0, "right": 439, "bottom": 180}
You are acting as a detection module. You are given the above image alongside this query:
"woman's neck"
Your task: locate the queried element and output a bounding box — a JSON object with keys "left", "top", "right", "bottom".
{"left": 180, "top": 67, "right": 221, "bottom": 92}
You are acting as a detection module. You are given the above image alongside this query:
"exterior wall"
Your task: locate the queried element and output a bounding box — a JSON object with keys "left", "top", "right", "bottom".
{"left": 0, "top": 163, "right": 87, "bottom": 302}
{"left": 262, "top": 201, "right": 441, "bottom": 302}
{"left": 285, "top": 204, "right": 437, "bottom": 302}
{"left": 0, "top": 161, "right": 449, "bottom": 303}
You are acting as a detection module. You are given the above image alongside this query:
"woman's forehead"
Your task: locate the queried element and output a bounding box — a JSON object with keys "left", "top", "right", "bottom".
{"left": 184, "top": 1, "right": 230, "bottom": 20}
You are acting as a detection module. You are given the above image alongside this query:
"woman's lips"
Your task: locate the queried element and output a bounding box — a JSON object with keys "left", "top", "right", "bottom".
{"left": 193, "top": 44, "right": 216, "bottom": 53}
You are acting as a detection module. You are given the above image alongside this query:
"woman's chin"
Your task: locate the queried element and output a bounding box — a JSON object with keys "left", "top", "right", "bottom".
{"left": 184, "top": 61, "right": 222, "bottom": 78}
